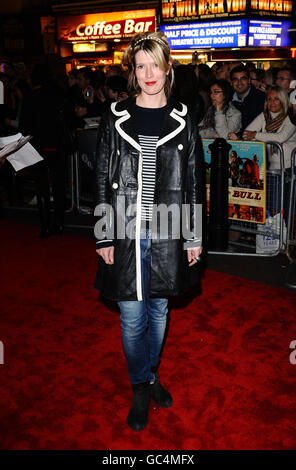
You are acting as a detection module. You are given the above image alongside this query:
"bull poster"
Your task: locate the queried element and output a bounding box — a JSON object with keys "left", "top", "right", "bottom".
{"left": 202, "top": 139, "right": 266, "bottom": 224}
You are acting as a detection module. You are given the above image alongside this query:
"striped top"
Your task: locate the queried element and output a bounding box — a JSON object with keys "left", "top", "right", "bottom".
{"left": 138, "top": 134, "right": 158, "bottom": 221}
{"left": 135, "top": 104, "right": 167, "bottom": 223}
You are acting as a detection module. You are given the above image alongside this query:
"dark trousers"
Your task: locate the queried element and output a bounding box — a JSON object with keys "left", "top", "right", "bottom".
{"left": 0, "top": 160, "right": 24, "bottom": 207}
{"left": 32, "top": 150, "right": 66, "bottom": 229}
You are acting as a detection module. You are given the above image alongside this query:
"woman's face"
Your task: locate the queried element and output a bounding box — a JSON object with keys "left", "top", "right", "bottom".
{"left": 266, "top": 90, "right": 282, "bottom": 113}
{"left": 135, "top": 50, "right": 167, "bottom": 99}
{"left": 210, "top": 85, "right": 224, "bottom": 107}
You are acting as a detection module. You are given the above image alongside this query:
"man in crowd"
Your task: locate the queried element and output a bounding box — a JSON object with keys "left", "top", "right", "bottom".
{"left": 250, "top": 68, "right": 265, "bottom": 91}
{"left": 214, "top": 61, "right": 243, "bottom": 83}
{"left": 230, "top": 65, "right": 265, "bottom": 137}
{"left": 276, "top": 67, "right": 296, "bottom": 94}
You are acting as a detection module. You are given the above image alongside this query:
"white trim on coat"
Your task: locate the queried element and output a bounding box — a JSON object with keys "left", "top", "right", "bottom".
{"left": 111, "top": 102, "right": 142, "bottom": 153}
{"left": 135, "top": 151, "right": 143, "bottom": 301}
{"left": 111, "top": 101, "right": 188, "bottom": 301}
{"left": 156, "top": 103, "right": 187, "bottom": 148}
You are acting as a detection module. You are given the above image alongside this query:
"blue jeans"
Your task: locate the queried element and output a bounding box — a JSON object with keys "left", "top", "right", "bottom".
{"left": 118, "top": 229, "right": 168, "bottom": 384}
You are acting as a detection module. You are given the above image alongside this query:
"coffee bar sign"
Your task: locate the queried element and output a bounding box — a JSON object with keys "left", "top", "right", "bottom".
{"left": 57, "top": 9, "right": 156, "bottom": 42}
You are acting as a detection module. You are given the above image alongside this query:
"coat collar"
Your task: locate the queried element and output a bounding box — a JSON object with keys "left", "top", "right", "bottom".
{"left": 111, "top": 97, "right": 187, "bottom": 152}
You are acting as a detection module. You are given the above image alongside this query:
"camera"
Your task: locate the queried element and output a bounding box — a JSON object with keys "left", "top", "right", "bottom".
{"left": 192, "top": 51, "right": 198, "bottom": 64}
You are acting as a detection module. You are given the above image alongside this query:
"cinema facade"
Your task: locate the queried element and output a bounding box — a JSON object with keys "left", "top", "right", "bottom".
{"left": 43, "top": 0, "right": 296, "bottom": 71}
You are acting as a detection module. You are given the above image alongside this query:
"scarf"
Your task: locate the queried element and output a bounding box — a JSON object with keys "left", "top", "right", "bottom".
{"left": 264, "top": 109, "right": 286, "bottom": 158}
{"left": 264, "top": 109, "right": 286, "bottom": 133}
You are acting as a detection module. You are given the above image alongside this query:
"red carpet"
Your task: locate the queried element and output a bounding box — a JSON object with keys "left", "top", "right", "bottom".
{"left": 0, "top": 219, "right": 296, "bottom": 450}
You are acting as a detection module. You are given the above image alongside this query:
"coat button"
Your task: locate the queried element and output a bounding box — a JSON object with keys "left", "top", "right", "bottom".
{"left": 112, "top": 182, "right": 118, "bottom": 189}
{"left": 178, "top": 144, "right": 183, "bottom": 150}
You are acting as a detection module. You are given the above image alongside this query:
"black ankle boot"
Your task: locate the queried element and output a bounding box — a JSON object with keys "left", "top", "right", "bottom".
{"left": 127, "top": 382, "right": 150, "bottom": 431}
{"left": 150, "top": 370, "right": 172, "bottom": 408}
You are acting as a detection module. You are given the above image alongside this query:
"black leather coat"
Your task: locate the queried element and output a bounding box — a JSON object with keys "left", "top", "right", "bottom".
{"left": 94, "top": 97, "right": 203, "bottom": 301}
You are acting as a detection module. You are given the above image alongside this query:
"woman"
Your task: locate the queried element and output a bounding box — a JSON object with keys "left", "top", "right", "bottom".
{"left": 243, "top": 85, "right": 296, "bottom": 215}
{"left": 243, "top": 85, "right": 296, "bottom": 166}
{"left": 198, "top": 79, "right": 241, "bottom": 139}
{"left": 94, "top": 31, "right": 203, "bottom": 432}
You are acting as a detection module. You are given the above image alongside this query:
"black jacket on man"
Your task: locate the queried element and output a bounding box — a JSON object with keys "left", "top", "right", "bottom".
{"left": 232, "top": 84, "right": 266, "bottom": 135}
{"left": 94, "top": 97, "right": 203, "bottom": 301}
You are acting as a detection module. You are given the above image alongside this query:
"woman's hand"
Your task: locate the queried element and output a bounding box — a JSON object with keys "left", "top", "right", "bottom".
{"left": 187, "top": 246, "right": 203, "bottom": 267}
{"left": 95, "top": 88, "right": 106, "bottom": 103}
{"left": 75, "top": 105, "right": 87, "bottom": 118}
{"left": 96, "top": 246, "right": 114, "bottom": 265}
{"left": 243, "top": 130, "right": 257, "bottom": 140}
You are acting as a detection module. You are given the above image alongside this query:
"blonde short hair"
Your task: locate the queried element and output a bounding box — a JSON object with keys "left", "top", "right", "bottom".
{"left": 124, "top": 31, "right": 174, "bottom": 97}
{"left": 265, "top": 85, "right": 290, "bottom": 116}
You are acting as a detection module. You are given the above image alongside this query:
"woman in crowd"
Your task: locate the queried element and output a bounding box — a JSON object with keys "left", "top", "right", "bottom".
{"left": 243, "top": 85, "right": 296, "bottom": 215}
{"left": 198, "top": 79, "right": 241, "bottom": 139}
{"left": 94, "top": 31, "right": 203, "bottom": 432}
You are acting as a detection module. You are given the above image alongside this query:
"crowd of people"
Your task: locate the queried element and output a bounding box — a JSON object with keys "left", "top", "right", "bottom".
{"left": 0, "top": 54, "right": 296, "bottom": 234}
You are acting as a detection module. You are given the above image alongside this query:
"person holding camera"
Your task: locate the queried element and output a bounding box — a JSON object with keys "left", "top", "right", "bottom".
{"left": 74, "top": 67, "right": 107, "bottom": 127}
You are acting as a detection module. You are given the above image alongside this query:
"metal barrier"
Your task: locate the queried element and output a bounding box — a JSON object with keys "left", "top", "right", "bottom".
{"left": 74, "top": 128, "right": 98, "bottom": 215}
{"left": 285, "top": 148, "right": 296, "bottom": 289}
{"left": 0, "top": 80, "right": 3, "bottom": 104}
{"left": 65, "top": 150, "right": 75, "bottom": 213}
{"left": 208, "top": 141, "right": 286, "bottom": 257}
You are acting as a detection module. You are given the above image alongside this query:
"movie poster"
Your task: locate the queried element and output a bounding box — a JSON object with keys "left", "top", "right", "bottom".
{"left": 202, "top": 139, "right": 266, "bottom": 224}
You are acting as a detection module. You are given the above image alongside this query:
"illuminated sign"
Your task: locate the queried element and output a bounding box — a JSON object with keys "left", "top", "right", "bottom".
{"left": 161, "top": 1, "right": 293, "bottom": 23}
{"left": 58, "top": 10, "right": 156, "bottom": 41}
{"left": 160, "top": 20, "right": 248, "bottom": 49}
{"left": 72, "top": 43, "right": 109, "bottom": 53}
{"left": 248, "top": 20, "right": 292, "bottom": 47}
{"left": 161, "top": 0, "right": 247, "bottom": 23}
{"left": 73, "top": 43, "right": 95, "bottom": 52}
{"left": 250, "top": 0, "right": 292, "bottom": 17}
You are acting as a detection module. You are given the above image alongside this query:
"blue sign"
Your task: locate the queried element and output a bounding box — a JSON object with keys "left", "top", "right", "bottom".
{"left": 159, "top": 20, "right": 248, "bottom": 50}
{"left": 248, "top": 20, "right": 292, "bottom": 48}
